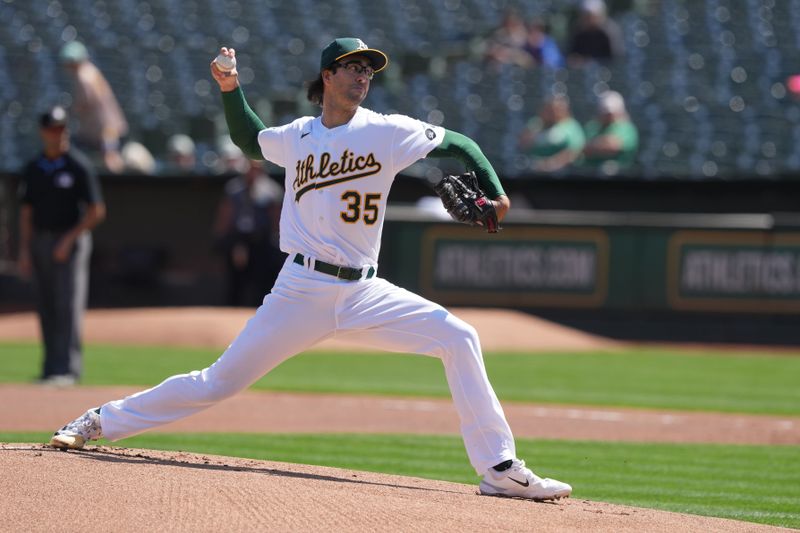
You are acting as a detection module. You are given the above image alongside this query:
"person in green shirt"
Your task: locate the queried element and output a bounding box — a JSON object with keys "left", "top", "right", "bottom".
{"left": 579, "top": 90, "right": 638, "bottom": 174}
{"left": 519, "top": 95, "right": 585, "bottom": 173}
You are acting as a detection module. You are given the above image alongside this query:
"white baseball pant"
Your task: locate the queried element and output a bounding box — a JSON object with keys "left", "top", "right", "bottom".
{"left": 101, "top": 256, "right": 516, "bottom": 475}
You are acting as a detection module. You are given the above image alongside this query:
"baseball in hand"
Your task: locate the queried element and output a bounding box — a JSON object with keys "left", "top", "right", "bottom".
{"left": 214, "top": 53, "right": 236, "bottom": 72}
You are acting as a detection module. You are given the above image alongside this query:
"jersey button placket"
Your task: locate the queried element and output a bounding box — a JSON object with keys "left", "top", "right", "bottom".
{"left": 317, "top": 145, "right": 325, "bottom": 226}
{"left": 318, "top": 141, "right": 328, "bottom": 206}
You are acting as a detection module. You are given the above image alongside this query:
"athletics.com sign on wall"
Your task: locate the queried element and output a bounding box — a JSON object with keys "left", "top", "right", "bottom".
{"left": 420, "top": 227, "right": 609, "bottom": 308}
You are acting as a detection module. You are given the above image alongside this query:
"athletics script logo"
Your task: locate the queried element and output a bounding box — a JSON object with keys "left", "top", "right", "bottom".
{"left": 292, "top": 149, "right": 382, "bottom": 201}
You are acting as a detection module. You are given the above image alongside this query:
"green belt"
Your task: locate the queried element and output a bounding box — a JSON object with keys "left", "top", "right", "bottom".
{"left": 293, "top": 253, "right": 376, "bottom": 281}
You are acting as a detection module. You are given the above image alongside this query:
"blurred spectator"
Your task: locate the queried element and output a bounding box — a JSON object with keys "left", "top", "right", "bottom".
{"left": 213, "top": 158, "right": 284, "bottom": 306}
{"left": 484, "top": 9, "right": 532, "bottom": 70}
{"left": 216, "top": 138, "right": 250, "bottom": 175}
{"left": 484, "top": 11, "right": 565, "bottom": 70}
{"left": 579, "top": 90, "right": 639, "bottom": 173}
{"left": 567, "top": 0, "right": 625, "bottom": 66}
{"left": 523, "top": 18, "right": 566, "bottom": 70}
{"left": 163, "top": 134, "right": 199, "bottom": 174}
{"left": 518, "top": 95, "right": 585, "bottom": 172}
{"left": 121, "top": 141, "right": 157, "bottom": 175}
{"left": 17, "top": 106, "right": 106, "bottom": 386}
{"left": 59, "top": 41, "right": 129, "bottom": 174}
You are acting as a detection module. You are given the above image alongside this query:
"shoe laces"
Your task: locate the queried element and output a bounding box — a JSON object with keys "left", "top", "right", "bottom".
{"left": 62, "top": 410, "right": 102, "bottom": 439}
{"left": 510, "top": 459, "right": 540, "bottom": 482}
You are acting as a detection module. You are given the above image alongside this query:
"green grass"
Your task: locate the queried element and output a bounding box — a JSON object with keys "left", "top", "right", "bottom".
{"left": 4, "top": 342, "right": 799, "bottom": 528}
{"left": 3, "top": 431, "right": 798, "bottom": 528}
{"left": 2, "top": 341, "right": 799, "bottom": 415}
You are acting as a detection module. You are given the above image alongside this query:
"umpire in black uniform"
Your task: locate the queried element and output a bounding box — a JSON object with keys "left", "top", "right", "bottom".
{"left": 17, "top": 106, "right": 106, "bottom": 386}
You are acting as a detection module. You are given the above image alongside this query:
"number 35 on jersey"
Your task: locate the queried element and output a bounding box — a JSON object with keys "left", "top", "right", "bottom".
{"left": 340, "top": 191, "right": 381, "bottom": 225}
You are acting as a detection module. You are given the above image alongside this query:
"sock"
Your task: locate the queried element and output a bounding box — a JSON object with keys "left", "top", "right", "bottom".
{"left": 492, "top": 459, "right": 513, "bottom": 472}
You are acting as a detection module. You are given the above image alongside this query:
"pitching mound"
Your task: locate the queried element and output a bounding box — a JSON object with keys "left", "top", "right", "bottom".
{"left": 0, "top": 444, "right": 785, "bottom": 533}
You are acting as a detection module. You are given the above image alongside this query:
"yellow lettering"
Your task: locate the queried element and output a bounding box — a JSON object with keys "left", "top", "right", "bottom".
{"left": 304, "top": 154, "right": 315, "bottom": 184}
{"left": 318, "top": 152, "right": 331, "bottom": 178}
{"left": 340, "top": 150, "right": 353, "bottom": 173}
{"left": 293, "top": 160, "right": 302, "bottom": 190}
{"left": 293, "top": 149, "right": 383, "bottom": 194}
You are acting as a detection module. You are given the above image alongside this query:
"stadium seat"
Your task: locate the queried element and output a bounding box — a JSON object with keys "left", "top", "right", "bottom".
{"left": 2, "top": 0, "right": 799, "bottom": 179}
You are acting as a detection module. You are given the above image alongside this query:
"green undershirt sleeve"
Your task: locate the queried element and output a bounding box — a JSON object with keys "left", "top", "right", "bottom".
{"left": 427, "top": 129, "right": 506, "bottom": 199}
{"left": 220, "top": 86, "right": 266, "bottom": 161}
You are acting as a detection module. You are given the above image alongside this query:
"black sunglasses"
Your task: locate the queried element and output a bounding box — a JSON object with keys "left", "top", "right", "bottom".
{"left": 334, "top": 61, "right": 375, "bottom": 80}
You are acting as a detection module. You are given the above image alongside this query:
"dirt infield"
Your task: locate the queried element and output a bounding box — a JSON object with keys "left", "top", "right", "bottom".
{"left": 3, "top": 384, "right": 799, "bottom": 445}
{"left": 0, "top": 444, "right": 792, "bottom": 533}
{"left": 1, "top": 307, "right": 797, "bottom": 531}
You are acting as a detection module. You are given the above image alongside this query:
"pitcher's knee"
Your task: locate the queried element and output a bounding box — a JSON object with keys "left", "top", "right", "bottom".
{"left": 441, "top": 317, "right": 482, "bottom": 359}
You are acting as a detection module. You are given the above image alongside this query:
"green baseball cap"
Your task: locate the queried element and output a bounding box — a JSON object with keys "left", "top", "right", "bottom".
{"left": 319, "top": 38, "right": 389, "bottom": 73}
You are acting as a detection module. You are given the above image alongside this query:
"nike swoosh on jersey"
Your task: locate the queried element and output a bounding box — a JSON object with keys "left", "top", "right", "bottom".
{"left": 301, "top": 132, "right": 311, "bottom": 139}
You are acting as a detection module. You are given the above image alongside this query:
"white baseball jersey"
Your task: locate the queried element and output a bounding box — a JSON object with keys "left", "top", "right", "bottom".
{"left": 257, "top": 107, "right": 445, "bottom": 267}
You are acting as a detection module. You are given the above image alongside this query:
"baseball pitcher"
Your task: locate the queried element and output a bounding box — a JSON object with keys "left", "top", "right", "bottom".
{"left": 49, "top": 38, "right": 571, "bottom": 501}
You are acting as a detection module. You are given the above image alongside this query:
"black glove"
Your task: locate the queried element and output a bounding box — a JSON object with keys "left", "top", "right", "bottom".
{"left": 433, "top": 172, "right": 499, "bottom": 233}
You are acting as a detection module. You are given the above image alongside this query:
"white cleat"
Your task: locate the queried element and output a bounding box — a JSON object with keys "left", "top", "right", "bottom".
{"left": 49, "top": 407, "right": 103, "bottom": 450}
{"left": 479, "top": 459, "right": 572, "bottom": 501}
